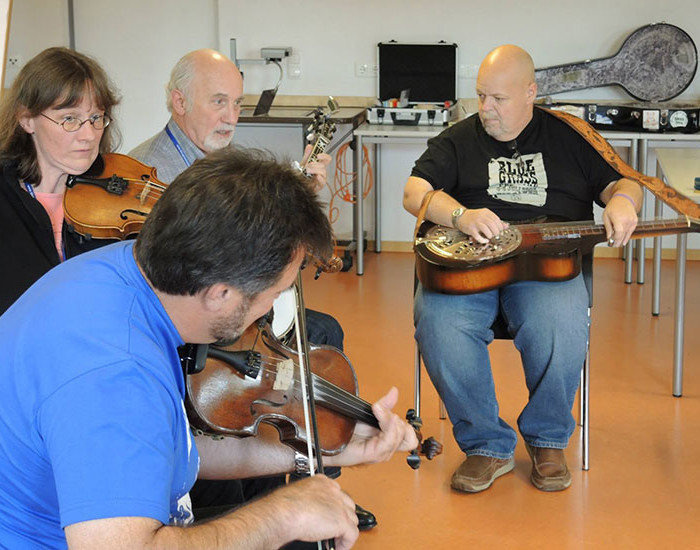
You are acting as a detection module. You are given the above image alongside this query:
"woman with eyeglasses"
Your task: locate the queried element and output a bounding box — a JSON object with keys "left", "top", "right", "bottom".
{"left": 0, "top": 47, "right": 120, "bottom": 314}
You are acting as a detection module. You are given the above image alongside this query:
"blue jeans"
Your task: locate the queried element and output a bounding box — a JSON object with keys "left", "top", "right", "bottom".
{"left": 306, "top": 308, "right": 344, "bottom": 350}
{"left": 414, "top": 275, "right": 589, "bottom": 459}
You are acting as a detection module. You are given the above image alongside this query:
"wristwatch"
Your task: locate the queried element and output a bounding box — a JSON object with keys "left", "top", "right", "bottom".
{"left": 451, "top": 206, "right": 466, "bottom": 229}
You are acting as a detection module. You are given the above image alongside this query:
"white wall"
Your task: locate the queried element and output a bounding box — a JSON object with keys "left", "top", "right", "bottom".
{"left": 217, "top": 0, "right": 700, "bottom": 247}
{"left": 73, "top": 0, "right": 219, "bottom": 152}
{"left": 220, "top": 0, "right": 700, "bottom": 103}
{"left": 4, "top": 0, "right": 700, "bottom": 248}
{"left": 4, "top": 0, "right": 68, "bottom": 86}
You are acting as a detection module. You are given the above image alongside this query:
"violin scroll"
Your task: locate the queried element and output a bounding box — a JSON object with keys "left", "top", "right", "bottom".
{"left": 405, "top": 408, "right": 443, "bottom": 470}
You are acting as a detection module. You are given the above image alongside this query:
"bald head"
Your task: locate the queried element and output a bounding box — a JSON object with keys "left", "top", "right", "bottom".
{"left": 167, "top": 49, "right": 243, "bottom": 113}
{"left": 480, "top": 45, "right": 535, "bottom": 88}
{"left": 476, "top": 45, "right": 537, "bottom": 141}
{"left": 168, "top": 49, "right": 244, "bottom": 153}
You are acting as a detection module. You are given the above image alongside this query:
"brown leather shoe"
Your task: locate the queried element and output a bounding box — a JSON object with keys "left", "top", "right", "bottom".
{"left": 450, "top": 455, "right": 515, "bottom": 493}
{"left": 525, "top": 443, "right": 571, "bottom": 491}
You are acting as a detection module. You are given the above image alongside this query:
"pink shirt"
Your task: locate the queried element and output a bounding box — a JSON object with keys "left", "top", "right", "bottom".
{"left": 35, "top": 192, "right": 65, "bottom": 261}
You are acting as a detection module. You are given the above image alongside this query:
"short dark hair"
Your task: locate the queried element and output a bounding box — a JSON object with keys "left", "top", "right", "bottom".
{"left": 0, "top": 47, "right": 121, "bottom": 182}
{"left": 135, "top": 148, "right": 334, "bottom": 297}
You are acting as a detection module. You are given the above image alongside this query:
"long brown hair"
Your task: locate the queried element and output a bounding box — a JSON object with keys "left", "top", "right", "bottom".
{"left": 0, "top": 47, "right": 121, "bottom": 183}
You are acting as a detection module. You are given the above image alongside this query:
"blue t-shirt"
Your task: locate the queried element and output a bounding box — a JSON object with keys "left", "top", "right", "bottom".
{"left": 0, "top": 241, "right": 199, "bottom": 549}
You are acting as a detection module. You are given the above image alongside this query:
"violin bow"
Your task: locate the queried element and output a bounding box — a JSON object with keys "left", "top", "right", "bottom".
{"left": 291, "top": 271, "right": 335, "bottom": 550}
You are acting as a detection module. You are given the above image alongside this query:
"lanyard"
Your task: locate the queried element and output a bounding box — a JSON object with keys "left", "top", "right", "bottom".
{"left": 165, "top": 125, "right": 191, "bottom": 167}
{"left": 24, "top": 182, "right": 66, "bottom": 262}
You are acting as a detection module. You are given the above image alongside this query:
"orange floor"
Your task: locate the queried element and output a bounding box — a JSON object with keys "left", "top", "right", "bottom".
{"left": 301, "top": 252, "right": 700, "bottom": 549}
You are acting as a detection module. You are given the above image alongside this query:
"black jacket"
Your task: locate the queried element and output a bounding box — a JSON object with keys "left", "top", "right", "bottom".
{"left": 0, "top": 162, "right": 106, "bottom": 315}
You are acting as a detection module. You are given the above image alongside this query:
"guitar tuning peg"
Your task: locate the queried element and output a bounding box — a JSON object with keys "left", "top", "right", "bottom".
{"left": 327, "top": 96, "right": 339, "bottom": 113}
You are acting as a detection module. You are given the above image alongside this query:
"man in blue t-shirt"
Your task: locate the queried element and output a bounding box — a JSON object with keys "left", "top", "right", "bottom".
{"left": 403, "top": 45, "right": 642, "bottom": 494}
{"left": 0, "top": 148, "right": 417, "bottom": 549}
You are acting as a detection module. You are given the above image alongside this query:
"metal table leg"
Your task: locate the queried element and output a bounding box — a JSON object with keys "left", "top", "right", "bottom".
{"left": 673, "top": 233, "right": 687, "bottom": 397}
{"left": 624, "top": 139, "right": 639, "bottom": 283}
{"left": 354, "top": 134, "right": 364, "bottom": 275}
{"left": 652, "top": 196, "right": 663, "bottom": 316}
{"left": 375, "top": 143, "right": 381, "bottom": 253}
{"left": 635, "top": 139, "right": 648, "bottom": 284}
{"left": 652, "top": 159, "right": 664, "bottom": 316}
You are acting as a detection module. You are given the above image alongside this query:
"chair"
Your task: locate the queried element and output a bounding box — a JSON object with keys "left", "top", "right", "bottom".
{"left": 413, "top": 254, "right": 593, "bottom": 471}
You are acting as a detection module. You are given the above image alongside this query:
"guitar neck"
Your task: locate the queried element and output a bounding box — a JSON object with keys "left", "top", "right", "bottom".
{"left": 530, "top": 217, "right": 697, "bottom": 252}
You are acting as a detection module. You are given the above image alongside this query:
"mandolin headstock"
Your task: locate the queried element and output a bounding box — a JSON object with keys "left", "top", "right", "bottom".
{"left": 298, "top": 96, "right": 339, "bottom": 175}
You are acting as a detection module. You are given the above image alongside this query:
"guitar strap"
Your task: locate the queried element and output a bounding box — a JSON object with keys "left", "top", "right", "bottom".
{"left": 413, "top": 189, "right": 442, "bottom": 247}
{"left": 540, "top": 106, "right": 700, "bottom": 219}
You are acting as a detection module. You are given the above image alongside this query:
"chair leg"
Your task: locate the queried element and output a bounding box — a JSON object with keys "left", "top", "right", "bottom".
{"left": 578, "top": 369, "right": 584, "bottom": 427}
{"left": 581, "top": 307, "right": 591, "bottom": 471}
{"left": 414, "top": 344, "right": 421, "bottom": 419}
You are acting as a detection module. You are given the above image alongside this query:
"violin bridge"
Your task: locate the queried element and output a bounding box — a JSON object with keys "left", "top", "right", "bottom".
{"left": 139, "top": 181, "right": 153, "bottom": 205}
{"left": 273, "top": 358, "right": 294, "bottom": 391}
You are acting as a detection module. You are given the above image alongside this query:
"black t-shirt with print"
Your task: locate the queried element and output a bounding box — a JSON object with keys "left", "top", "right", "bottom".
{"left": 411, "top": 107, "right": 621, "bottom": 222}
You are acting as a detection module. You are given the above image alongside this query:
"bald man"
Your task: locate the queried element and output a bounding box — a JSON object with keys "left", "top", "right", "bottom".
{"left": 404, "top": 45, "right": 641, "bottom": 493}
{"left": 130, "top": 49, "right": 377, "bottom": 534}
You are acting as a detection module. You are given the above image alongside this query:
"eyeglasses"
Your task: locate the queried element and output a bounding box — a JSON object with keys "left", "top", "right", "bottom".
{"left": 40, "top": 112, "right": 111, "bottom": 132}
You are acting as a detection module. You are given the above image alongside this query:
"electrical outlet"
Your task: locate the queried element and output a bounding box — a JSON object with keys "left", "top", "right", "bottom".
{"left": 7, "top": 55, "right": 20, "bottom": 67}
{"left": 355, "top": 62, "right": 378, "bottom": 78}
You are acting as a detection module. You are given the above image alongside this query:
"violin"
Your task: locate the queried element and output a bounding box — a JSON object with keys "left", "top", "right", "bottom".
{"left": 181, "top": 314, "right": 442, "bottom": 464}
{"left": 63, "top": 153, "right": 168, "bottom": 240}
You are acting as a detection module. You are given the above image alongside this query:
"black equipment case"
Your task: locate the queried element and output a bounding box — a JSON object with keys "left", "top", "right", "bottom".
{"left": 544, "top": 101, "right": 700, "bottom": 133}
{"left": 367, "top": 41, "right": 459, "bottom": 126}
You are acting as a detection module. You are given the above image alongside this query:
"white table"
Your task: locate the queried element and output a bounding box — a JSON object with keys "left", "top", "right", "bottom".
{"left": 652, "top": 148, "right": 700, "bottom": 396}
